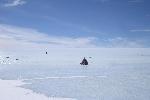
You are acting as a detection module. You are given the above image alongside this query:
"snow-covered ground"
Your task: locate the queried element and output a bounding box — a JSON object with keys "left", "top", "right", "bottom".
{"left": 1, "top": 48, "right": 150, "bottom": 66}
{"left": 0, "top": 79, "right": 76, "bottom": 100}
{"left": 0, "top": 48, "right": 150, "bottom": 100}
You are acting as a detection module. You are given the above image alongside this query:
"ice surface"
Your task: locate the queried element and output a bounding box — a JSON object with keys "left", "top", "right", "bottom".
{"left": 0, "top": 48, "right": 150, "bottom": 100}
{"left": 1, "top": 48, "right": 150, "bottom": 66}
{"left": 0, "top": 79, "right": 77, "bottom": 100}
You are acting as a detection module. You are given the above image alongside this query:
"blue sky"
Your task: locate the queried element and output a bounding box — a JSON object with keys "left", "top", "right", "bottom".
{"left": 0, "top": 0, "right": 150, "bottom": 48}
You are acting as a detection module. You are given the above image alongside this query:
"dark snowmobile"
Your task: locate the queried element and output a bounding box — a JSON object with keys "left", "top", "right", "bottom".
{"left": 80, "top": 57, "right": 88, "bottom": 65}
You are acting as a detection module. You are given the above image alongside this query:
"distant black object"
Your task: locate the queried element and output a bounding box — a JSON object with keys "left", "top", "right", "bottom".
{"left": 80, "top": 57, "right": 88, "bottom": 65}
{"left": 89, "top": 57, "right": 92, "bottom": 58}
{"left": 16, "top": 59, "right": 19, "bottom": 60}
{"left": 6, "top": 57, "right": 10, "bottom": 58}
{"left": 46, "top": 52, "right": 48, "bottom": 54}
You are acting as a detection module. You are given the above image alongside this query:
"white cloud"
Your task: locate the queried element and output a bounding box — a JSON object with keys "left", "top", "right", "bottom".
{"left": 0, "top": 24, "right": 97, "bottom": 51}
{"left": 0, "top": 24, "right": 147, "bottom": 50}
{"left": 130, "top": 29, "right": 150, "bottom": 32}
{"left": 4, "top": 0, "right": 26, "bottom": 7}
{"left": 103, "top": 37, "right": 145, "bottom": 48}
{"left": 128, "top": 0, "right": 143, "bottom": 3}
{"left": 92, "top": 0, "right": 110, "bottom": 3}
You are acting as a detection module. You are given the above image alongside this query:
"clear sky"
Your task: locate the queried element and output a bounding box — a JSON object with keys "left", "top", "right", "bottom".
{"left": 0, "top": 0, "right": 150, "bottom": 48}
